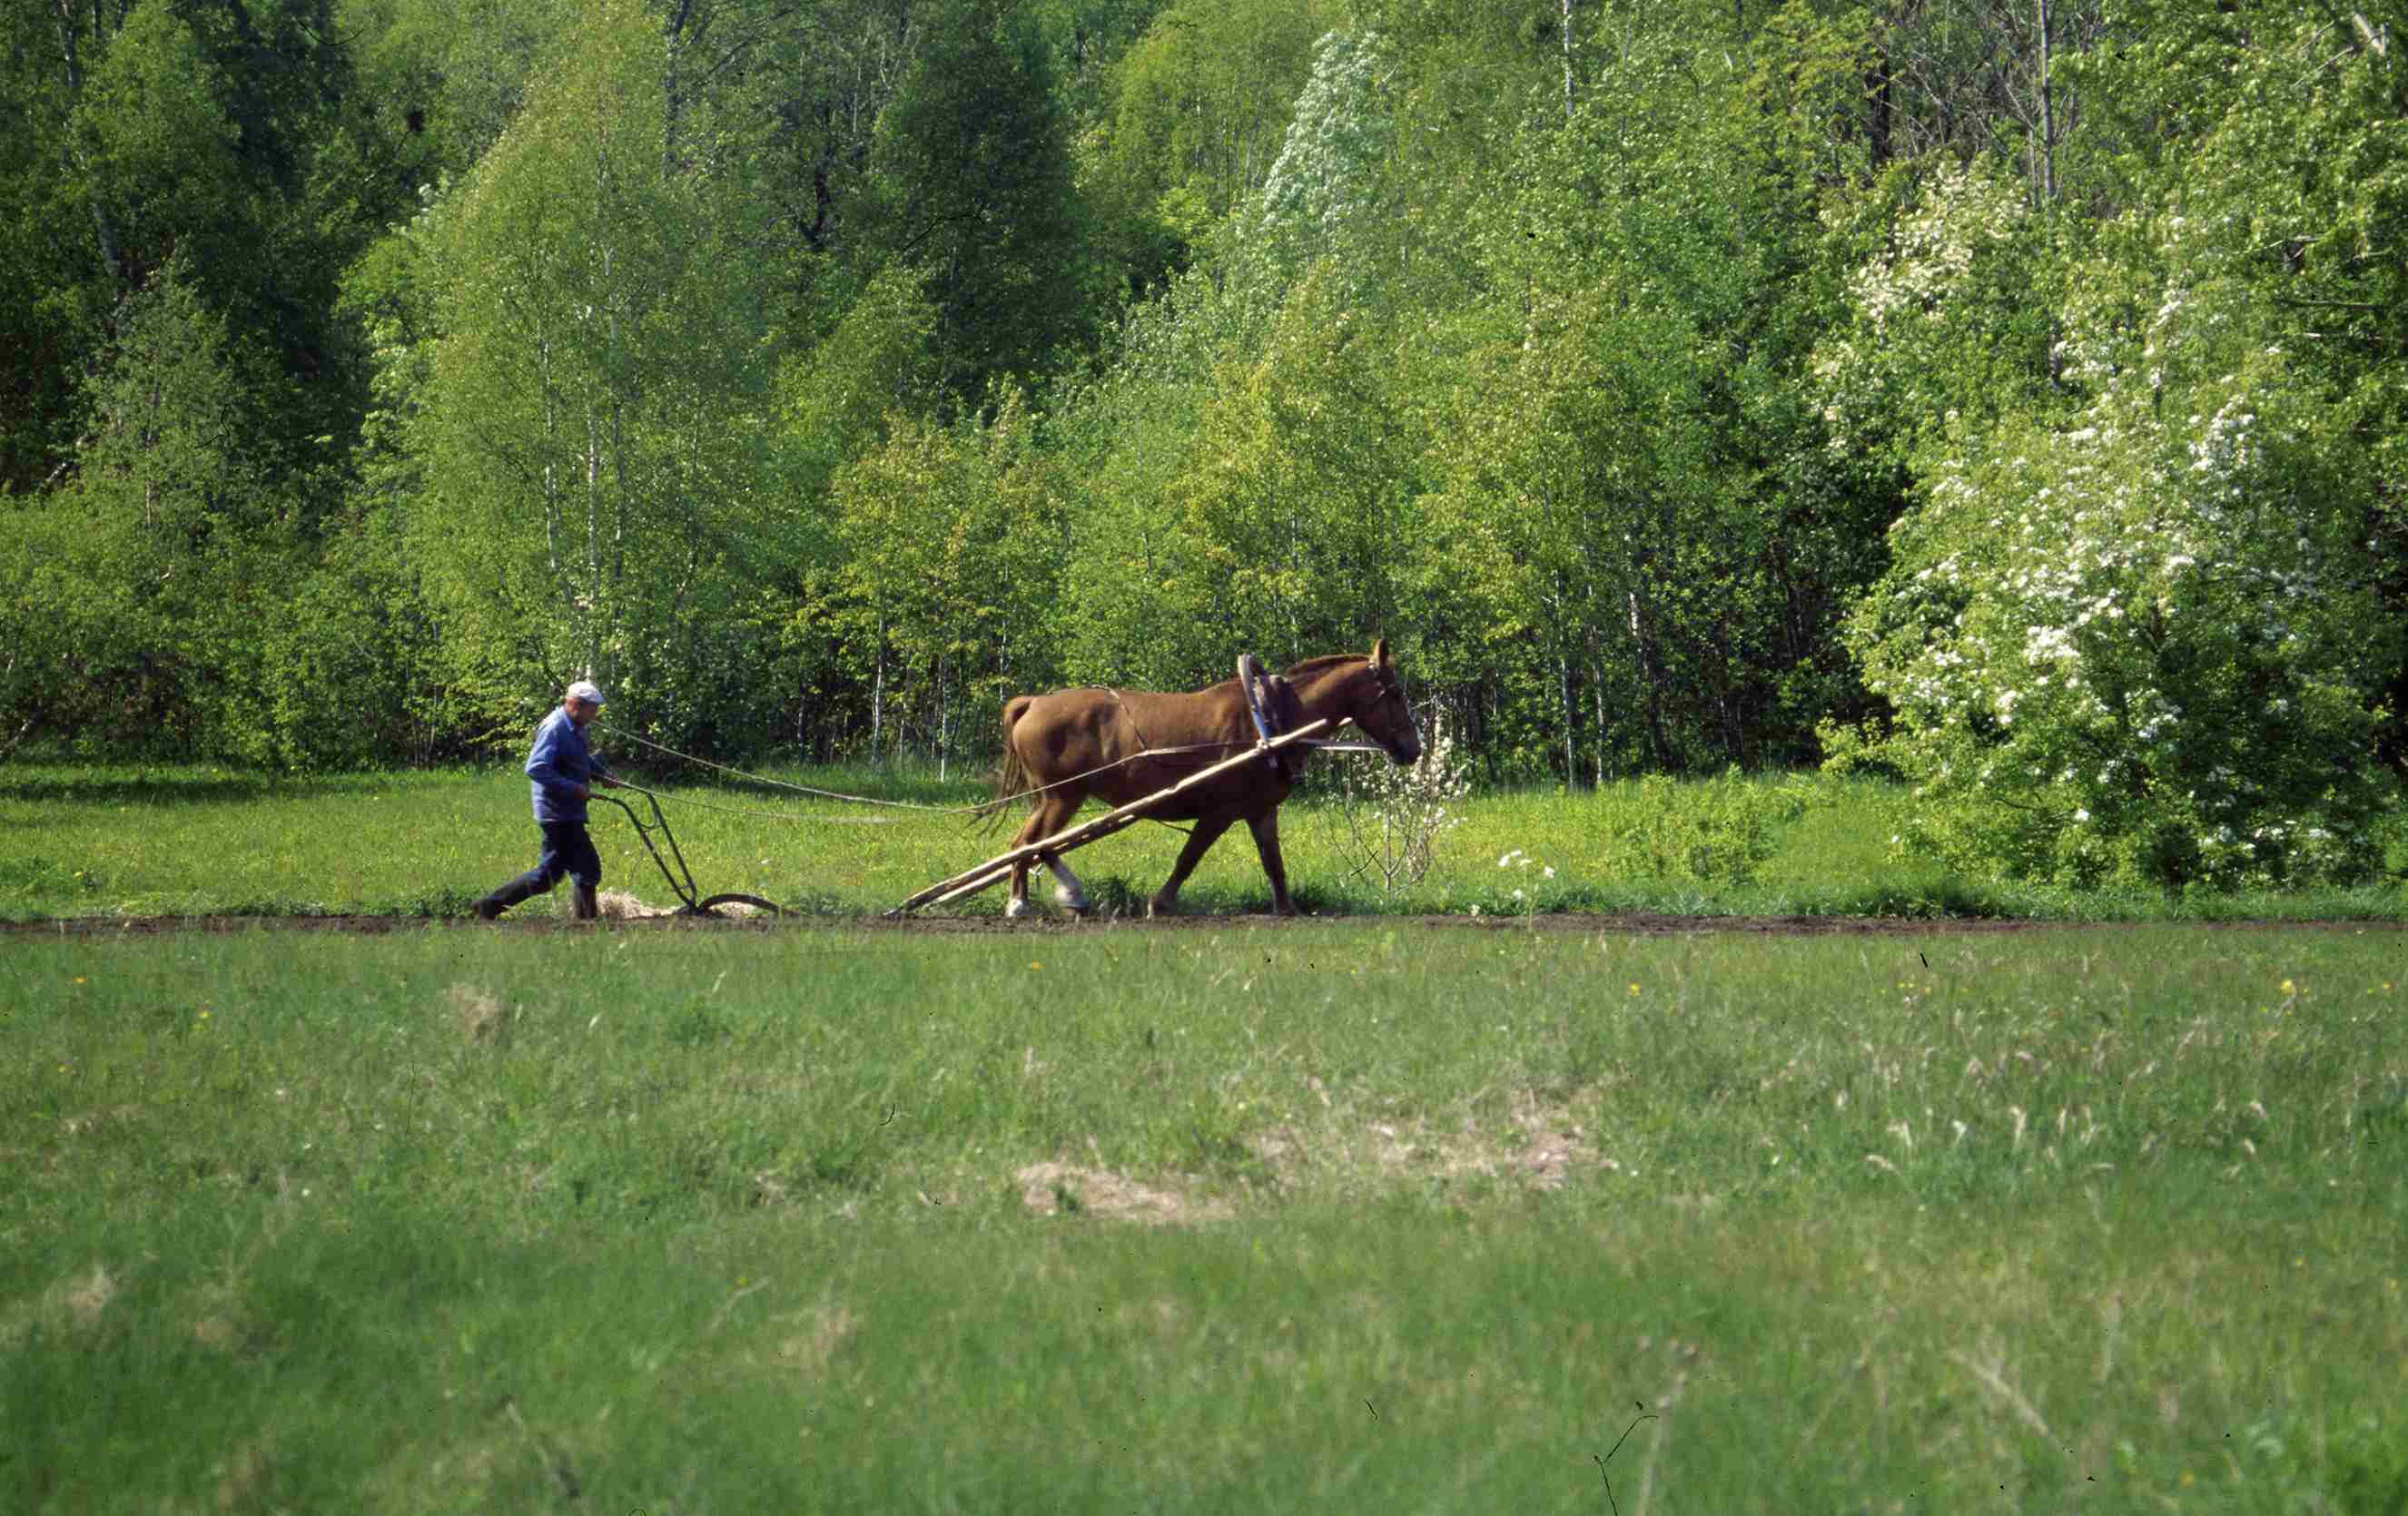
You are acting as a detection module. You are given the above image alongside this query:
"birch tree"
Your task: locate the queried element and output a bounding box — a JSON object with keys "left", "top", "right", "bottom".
{"left": 403, "top": 0, "right": 785, "bottom": 729}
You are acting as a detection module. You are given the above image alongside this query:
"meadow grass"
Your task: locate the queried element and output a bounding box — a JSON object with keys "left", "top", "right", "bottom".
{"left": 6, "top": 920, "right": 2404, "bottom": 1511}
{"left": 3, "top": 758, "right": 2403, "bottom": 922}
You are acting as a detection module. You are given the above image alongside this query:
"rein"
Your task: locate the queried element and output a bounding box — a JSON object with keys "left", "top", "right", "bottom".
{"left": 597, "top": 655, "right": 1403, "bottom": 827}
{"left": 598, "top": 724, "right": 1368, "bottom": 819}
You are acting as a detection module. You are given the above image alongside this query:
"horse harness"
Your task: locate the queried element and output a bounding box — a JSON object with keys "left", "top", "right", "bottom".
{"left": 1110, "top": 653, "right": 1364, "bottom": 786}
{"left": 1103, "top": 686, "right": 1156, "bottom": 755}
{"left": 1235, "top": 653, "right": 1307, "bottom": 782}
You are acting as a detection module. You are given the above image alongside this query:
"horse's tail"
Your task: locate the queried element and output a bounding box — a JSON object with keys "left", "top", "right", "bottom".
{"left": 974, "top": 694, "right": 1038, "bottom": 828}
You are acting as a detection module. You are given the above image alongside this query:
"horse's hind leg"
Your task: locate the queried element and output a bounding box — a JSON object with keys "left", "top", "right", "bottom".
{"left": 1246, "top": 809, "right": 1297, "bottom": 916}
{"left": 1041, "top": 853, "right": 1091, "bottom": 916}
{"left": 1150, "top": 814, "right": 1235, "bottom": 918}
{"left": 1005, "top": 811, "right": 1043, "bottom": 919}
{"left": 1007, "top": 796, "right": 1080, "bottom": 920}
{"left": 1005, "top": 854, "right": 1031, "bottom": 919}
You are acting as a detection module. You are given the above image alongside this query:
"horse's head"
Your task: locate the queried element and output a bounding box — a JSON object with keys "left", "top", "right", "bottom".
{"left": 1350, "top": 640, "right": 1422, "bottom": 766}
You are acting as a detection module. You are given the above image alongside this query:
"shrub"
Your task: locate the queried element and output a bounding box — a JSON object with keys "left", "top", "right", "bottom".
{"left": 1593, "top": 768, "right": 1809, "bottom": 887}
{"left": 1329, "top": 719, "right": 1471, "bottom": 894}
{"left": 1839, "top": 325, "right": 2399, "bottom": 890}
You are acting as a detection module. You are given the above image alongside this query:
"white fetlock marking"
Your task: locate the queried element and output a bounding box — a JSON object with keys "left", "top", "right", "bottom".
{"left": 1004, "top": 896, "right": 1029, "bottom": 920}
{"left": 1046, "top": 856, "right": 1090, "bottom": 912}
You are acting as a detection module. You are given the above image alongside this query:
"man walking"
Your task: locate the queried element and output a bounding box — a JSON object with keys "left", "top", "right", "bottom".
{"left": 475, "top": 679, "right": 622, "bottom": 920}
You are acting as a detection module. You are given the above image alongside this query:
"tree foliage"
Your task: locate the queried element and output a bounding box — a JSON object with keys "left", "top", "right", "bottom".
{"left": 823, "top": 392, "right": 1067, "bottom": 766}
{"left": 1841, "top": 326, "right": 2393, "bottom": 888}
{"left": 859, "top": 0, "right": 1084, "bottom": 403}
{"left": 1838, "top": 5, "right": 2408, "bottom": 885}
{"left": 395, "top": 0, "right": 789, "bottom": 737}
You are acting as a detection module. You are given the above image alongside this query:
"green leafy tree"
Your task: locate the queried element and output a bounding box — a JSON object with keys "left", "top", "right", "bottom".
{"left": 824, "top": 394, "right": 1068, "bottom": 767}
{"left": 400, "top": 0, "right": 788, "bottom": 738}
{"left": 1130, "top": 268, "right": 1412, "bottom": 673}
{"left": 1811, "top": 155, "right": 2064, "bottom": 474}
{"left": 1245, "top": 28, "right": 1396, "bottom": 294}
{"left": 3, "top": 0, "right": 424, "bottom": 753}
{"left": 0, "top": 2, "right": 92, "bottom": 491}
{"left": 778, "top": 261, "right": 942, "bottom": 500}
{"left": 1396, "top": 10, "right": 1897, "bottom": 779}
{"left": 1837, "top": 2, "right": 2407, "bottom": 888}
{"left": 348, "top": 0, "right": 573, "bottom": 173}
{"left": 0, "top": 260, "right": 295, "bottom": 754}
{"left": 860, "top": 0, "right": 1085, "bottom": 403}
{"left": 237, "top": 502, "right": 458, "bottom": 766}
{"left": 58, "top": 0, "right": 393, "bottom": 468}
{"left": 1084, "top": 0, "right": 1335, "bottom": 291}
{"left": 1421, "top": 274, "right": 1732, "bottom": 780}
{"left": 2076, "top": 0, "right": 2408, "bottom": 776}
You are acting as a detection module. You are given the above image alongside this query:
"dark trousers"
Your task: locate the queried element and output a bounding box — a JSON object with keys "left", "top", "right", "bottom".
{"left": 521, "top": 820, "right": 602, "bottom": 892}
{"left": 479, "top": 820, "right": 603, "bottom": 919}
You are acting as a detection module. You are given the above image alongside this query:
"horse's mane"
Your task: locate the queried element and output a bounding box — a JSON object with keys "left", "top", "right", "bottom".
{"left": 1278, "top": 653, "right": 1367, "bottom": 682}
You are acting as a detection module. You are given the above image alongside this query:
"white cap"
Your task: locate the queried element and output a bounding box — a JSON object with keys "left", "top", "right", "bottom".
{"left": 566, "top": 680, "right": 607, "bottom": 706}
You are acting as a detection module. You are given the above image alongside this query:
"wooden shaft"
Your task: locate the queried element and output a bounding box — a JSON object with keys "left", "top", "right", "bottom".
{"left": 887, "top": 719, "right": 1332, "bottom": 916}
{"left": 913, "top": 812, "right": 1147, "bottom": 911}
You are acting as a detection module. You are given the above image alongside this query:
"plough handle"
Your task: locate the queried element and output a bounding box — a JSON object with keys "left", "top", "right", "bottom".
{"left": 594, "top": 790, "right": 700, "bottom": 912}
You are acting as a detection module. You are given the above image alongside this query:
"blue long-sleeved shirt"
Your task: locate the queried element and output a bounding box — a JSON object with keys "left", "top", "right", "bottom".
{"left": 525, "top": 706, "right": 611, "bottom": 823}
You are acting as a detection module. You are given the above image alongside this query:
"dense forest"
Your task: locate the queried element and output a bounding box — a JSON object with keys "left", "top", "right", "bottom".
{"left": 4, "top": 0, "right": 2403, "bottom": 886}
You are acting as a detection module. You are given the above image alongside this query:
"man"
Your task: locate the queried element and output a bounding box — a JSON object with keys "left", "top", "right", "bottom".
{"left": 475, "top": 679, "right": 623, "bottom": 921}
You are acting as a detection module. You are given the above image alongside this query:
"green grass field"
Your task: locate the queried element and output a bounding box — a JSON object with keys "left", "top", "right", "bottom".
{"left": 5, "top": 762, "right": 2406, "bottom": 1511}
{"left": 2, "top": 758, "right": 2403, "bottom": 923}
{"left": 7, "top": 916, "right": 2405, "bottom": 1512}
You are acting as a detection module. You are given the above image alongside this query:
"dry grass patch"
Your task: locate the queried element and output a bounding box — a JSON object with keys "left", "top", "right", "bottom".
{"left": 3, "top": 1261, "right": 121, "bottom": 1347}
{"left": 445, "top": 982, "right": 514, "bottom": 1044}
{"left": 1015, "top": 1162, "right": 1231, "bottom": 1225}
{"left": 774, "top": 1301, "right": 859, "bottom": 1375}
{"left": 57, "top": 1262, "right": 117, "bottom": 1326}
{"left": 596, "top": 889, "right": 671, "bottom": 919}
{"left": 592, "top": 889, "right": 771, "bottom": 919}
{"left": 1251, "top": 1092, "right": 1602, "bottom": 1196}
{"left": 57, "top": 1103, "right": 144, "bottom": 1137}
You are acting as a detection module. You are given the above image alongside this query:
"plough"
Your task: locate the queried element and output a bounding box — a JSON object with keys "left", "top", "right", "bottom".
{"left": 595, "top": 790, "right": 785, "bottom": 918}
{"left": 885, "top": 716, "right": 1332, "bottom": 917}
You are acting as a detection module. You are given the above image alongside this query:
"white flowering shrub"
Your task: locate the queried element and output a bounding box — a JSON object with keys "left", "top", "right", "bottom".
{"left": 1839, "top": 319, "right": 2398, "bottom": 890}
{"left": 1332, "top": 718, "right": 1470, "bottom": 894}
{"left": 1811, "top": 158, "right": 2054, "bottom": 471}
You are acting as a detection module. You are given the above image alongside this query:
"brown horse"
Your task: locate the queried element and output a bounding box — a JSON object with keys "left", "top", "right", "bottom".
{"left": 990, "top": 642, "right": 1423, "bottom": 918}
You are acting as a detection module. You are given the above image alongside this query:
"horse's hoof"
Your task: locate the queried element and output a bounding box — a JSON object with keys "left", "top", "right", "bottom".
{"left": 1004, "top": 898, "right": 1029, "bottom": 920}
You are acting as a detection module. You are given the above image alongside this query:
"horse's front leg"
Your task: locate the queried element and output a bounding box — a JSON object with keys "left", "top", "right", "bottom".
{"left": 1150, "top": 814, "right": 1235, "bottom": 918}
{"left": 1245, "top": 809, "right": 1298, "bottom": 916}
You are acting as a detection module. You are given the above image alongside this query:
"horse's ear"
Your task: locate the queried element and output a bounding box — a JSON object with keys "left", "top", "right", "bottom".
{"left": 1371, "top": 638, "right": 1391, "bottom": 671}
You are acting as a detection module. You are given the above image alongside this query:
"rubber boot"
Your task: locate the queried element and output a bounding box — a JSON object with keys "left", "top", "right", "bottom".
{"left": 475, "top": 872, "right": 548, "bottom": 921}
{"left": 571, "top": 883, "right": 600, "bottom": 920}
